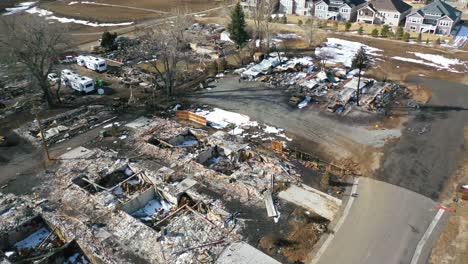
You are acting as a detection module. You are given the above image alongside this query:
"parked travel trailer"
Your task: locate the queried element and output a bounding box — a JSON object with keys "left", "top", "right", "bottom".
{"left": 77, "top": 55, "right": 108, "bottom": 72}
{"left": 61, "top": 69, "right": 95, "bottom": 93}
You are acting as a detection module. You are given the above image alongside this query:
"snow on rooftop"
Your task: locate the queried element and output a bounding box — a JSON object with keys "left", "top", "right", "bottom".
{"left": 25, "top": 7, "right": 134, "bottom": 27}
{"left": 315, "top": 38, "right": 382, "bottom": 67}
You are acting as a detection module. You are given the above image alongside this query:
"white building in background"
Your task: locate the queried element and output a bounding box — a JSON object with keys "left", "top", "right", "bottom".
{"left": 279, "top": 0, "right": 315, "bottom": 15}
{"left": 314, "top": 0, "right": 366, "bottom": 21}
{"left": 356, "top": 0, "right": 412, "bottom": 26}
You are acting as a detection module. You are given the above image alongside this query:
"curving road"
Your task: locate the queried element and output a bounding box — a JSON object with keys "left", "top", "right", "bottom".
{"left": 314, "top": 177, "right": 449, "bottom": 264}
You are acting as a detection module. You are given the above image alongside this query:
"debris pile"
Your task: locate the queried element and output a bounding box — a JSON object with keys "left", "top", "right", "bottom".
{"left": 234, "top": 52, "right": 409, "bottom": 114}
{"left": 17, "top": 105, "right": 115, "bottom": 145}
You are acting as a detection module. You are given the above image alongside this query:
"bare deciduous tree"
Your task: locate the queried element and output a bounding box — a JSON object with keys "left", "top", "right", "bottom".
{"left": 250, "top": 0, "right": 277, "bottom": 51}
{"left": 302, "top": 18, "right": 325, "bottom": 47}
{"left": 316, "top": 49, "right": 333, "bottom": 70}
{"left": 128, "top": 11, "right": 193, "bottom": 99}
{"left": 0, "top": 16, "right": 69, "bottom": 107}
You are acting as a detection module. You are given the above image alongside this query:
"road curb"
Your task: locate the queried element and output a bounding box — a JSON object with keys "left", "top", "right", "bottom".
{"left": 309, "top": 177, "right": 360, "bottom": 264}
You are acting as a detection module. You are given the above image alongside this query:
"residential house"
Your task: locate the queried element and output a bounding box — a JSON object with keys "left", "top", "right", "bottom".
{"left": 279, "top": 0, "right": 315, "bottom": 15}
{"left": 357, "top": 0, "right": 412, "bottom": 26}
{"left": 240, "top": 0, "right": 280, "bottom": 14}
{"left": 314, "top": 0, "right": 367, "bottom": 21}
{"left": 404, "top": 0, "right": 462, "bottom": 35}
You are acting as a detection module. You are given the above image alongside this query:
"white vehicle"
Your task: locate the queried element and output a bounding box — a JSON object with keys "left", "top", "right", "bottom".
{"left": 77, "top": 55, "right": 107, "bottom": 72}
{"left": 61, "top": 69, "right": 95, "bottom": 93}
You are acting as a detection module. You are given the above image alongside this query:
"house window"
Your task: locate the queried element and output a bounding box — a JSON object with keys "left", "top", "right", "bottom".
{"left": 394, "top": 14, "right": 398, "bottom": 18}
{"left": 410, "top": 26, "right": 416, "bottom": 30}
{"left": 439, "top": 21, "right": 450, "bottom": 27}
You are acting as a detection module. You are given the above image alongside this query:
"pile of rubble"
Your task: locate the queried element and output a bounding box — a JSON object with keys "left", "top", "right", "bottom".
{"left": 16, "top": 105, "right": 115, "bottom": 145}
{"left": 235, "top": 53, "right": 410, "bottom": 114}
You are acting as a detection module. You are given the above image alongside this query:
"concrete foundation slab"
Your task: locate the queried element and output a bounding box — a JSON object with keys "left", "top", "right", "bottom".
{"left": 216, "top": 242, "right": 281, "bottom": 264}
{"left": 279, "top": 184, "right": 342, "bottom": 220}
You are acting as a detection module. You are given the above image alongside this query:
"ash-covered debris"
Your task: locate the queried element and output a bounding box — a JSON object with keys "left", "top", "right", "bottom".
{"left": 0, "top": 111, "right": 345, "bottom": 264}
{"left": 15, "top": 105, "right": 115, "bottom": 145}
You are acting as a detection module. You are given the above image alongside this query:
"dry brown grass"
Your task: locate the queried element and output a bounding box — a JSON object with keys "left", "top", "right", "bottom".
{"left": 91, "top": 0, "right": 221, "bottom": 12}
{"left": 41, "top": 2, "right": 165, "bottom": 22}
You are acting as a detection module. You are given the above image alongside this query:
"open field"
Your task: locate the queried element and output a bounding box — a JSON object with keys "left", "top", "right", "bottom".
{"left": 41, "top": 0, "right": 224, "bottom": 22}
{"left": 41, "top": 2, "right": 166, "bottom": 22}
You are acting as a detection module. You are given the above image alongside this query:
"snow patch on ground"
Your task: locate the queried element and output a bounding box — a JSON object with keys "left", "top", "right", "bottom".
{"left": 315, "top": 38, "right": 382, "bottom": 67}
{"left": 2, "top": 2, "right": 36, "bottom": 16}
{"left": 411, "top": 52, "right": 465, "bottom": 69}
{"left": 25, "top": 7, "right": 134, "bottom": 27}
{"left": 275, "top": 33, "right": 302, "bottom": 39}
{"left": 392, "top": 52, "right": 467, "bottom": 73}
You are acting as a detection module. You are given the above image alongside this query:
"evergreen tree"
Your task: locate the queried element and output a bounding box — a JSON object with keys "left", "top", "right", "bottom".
{"left": 403, "top": 32, "right": 410, "bottom": 42}
{"left": 352, "top": 47, "right": 370, "bottom": 107}
{"left": 417, "top": 33, "right": 422, "bottom": 42}
{"left": 345, "top": 22, "right": 352, "bottom": 32}
{"left": 371, "top": 28, "right": 379, "bottom": 37}
{"left": 281, "top": 15, "right": 287, "bottom": 24}
{"left": 228, "top": 3, "right": 249, "bottom": 49}
{"left": 358, "top": 26, "right": 364, "bottom": 35}
{"left": 298, "top": 19, "right": 303, "bottom": 26}
{"left": 101, "top": 31, "right": 117, "bottom": 50}
{"left": 396, "top": 27, "right": 404, "bottom": 40}
{"left": 380, "top": 25, "right": 390, "bottom": 37}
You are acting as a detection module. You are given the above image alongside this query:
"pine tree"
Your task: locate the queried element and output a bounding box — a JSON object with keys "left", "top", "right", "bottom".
{"left": 352, "top": 47, "right": 370, "bottom": 107}
{"left": 417, "top": 33, "right": 422, "bottom": 42}
{"left": 358, "top": 26, "right": 364, "bottom": 35}
{"left": 380, "top": 25, "right": 390, "bottom": 37}
{"left": 371, "top": 28, "right": 379, "bottom": 37}
{"left": 228, "top": 3, "right": 249, "bottom": 49}
{"left": 403, "top": 32, "right": 410, "bottom": 42}
{"left": 345, "top": 22, "right": 352, "bottom": 32}
{"left": 281, "top": 15, "right": 287, "bottom": 24}
{"left": 101, "top": 31, "right": 117, "bottom": 50}
{"left": 396, "top": 27, "right": 404, "bottom": 40}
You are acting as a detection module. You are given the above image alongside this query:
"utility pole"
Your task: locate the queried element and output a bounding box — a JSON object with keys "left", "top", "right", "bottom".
{"left": 33, "top": 102, "right": 51, "bottom": 161}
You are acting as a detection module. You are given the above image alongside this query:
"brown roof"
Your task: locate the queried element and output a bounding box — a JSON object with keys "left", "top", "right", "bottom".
{"left": 370, "top": 0, "right": 411, "bottom": 13}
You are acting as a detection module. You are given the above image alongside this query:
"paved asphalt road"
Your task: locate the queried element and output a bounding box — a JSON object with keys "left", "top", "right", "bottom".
{"left": 316, "top": 177, "right": 448, "bottom": 264}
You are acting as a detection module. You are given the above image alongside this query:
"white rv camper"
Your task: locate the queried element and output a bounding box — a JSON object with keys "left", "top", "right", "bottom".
{"left": 77, "top": 55, "right": 107, "bottom": 72}
{"left": 61, "top": 69, "right": 95, "bottom": 93}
